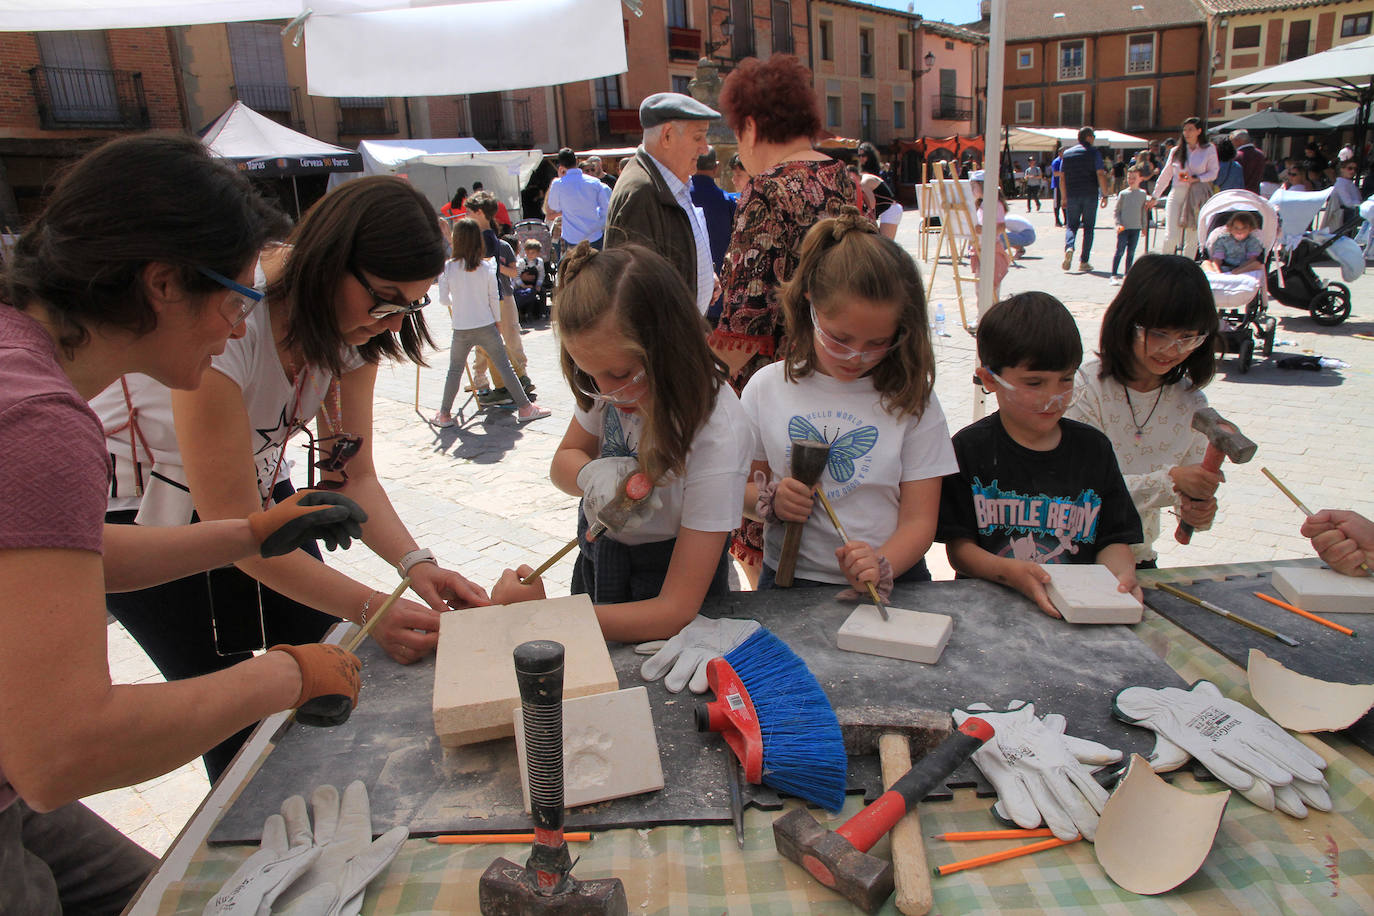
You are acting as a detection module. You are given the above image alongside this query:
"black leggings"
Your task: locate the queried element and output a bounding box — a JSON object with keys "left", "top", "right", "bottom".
{"left": 105, "top": 482, "right": 336, "bottom": 784}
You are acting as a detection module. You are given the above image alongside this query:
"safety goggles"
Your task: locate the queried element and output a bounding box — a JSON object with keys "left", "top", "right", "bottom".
{"left": 810, "top": 306, "right": 899, "bottom": 365}
{"left": 984, "top": 368, "right": 1088, "bottom": 413}
{"left": 303, "top": 429, "right": 363, "bottom": 490}
{"left": 574, "top": 367, "right": 647, "bottom": 407}
{"left": 196, "top": 266, "right": 263, "bottom": 329}
{"left": 350, "top": 266, "right": 431, "bottom": 318}
{"left": 1134, "top": 325, "right": 1209, "bottom": 357}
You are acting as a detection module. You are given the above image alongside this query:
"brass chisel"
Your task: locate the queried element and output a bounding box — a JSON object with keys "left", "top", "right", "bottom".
{"left": 1151, "top": 582, "right": 1298, "bottom": 647}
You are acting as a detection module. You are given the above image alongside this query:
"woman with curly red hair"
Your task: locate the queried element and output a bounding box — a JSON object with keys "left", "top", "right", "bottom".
{"left": 707, "top": 54, "right": 868, "bottom": 582}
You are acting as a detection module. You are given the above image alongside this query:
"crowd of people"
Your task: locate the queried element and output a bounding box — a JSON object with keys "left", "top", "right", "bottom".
{"left": 5, "top": 55, "right": 1373, "bottom": 911}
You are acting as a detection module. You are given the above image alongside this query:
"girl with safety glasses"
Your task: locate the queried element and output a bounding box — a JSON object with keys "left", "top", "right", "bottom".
{"left": 99, "top": 176, "right": 491, "bottom": 781}
{"left": 491, "top": 242, "right": 755, "bottom": 642}
{"left": 740, "top": 210, "right": 957, "bottom": 598}
{"left": 1068, "top": 254, "right": 1224, "bottom": 569}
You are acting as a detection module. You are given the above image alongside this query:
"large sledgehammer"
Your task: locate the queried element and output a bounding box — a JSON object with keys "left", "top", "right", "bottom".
{"left": 1175, "top": 407, "right": 1257, "bottom": 544}
{"left": 772, "top": 717, "right": 993, "bottom": 913}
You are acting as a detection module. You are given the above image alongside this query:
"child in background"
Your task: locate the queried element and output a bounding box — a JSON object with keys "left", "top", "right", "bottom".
{"left": 742, "top": 210, "right": 956, "bottom": 596}
{"left": 432, "top": 219, "right": 550, "bottom": 427}
{"left": 466, "top": 191, "right": 534, "bottom": 406}
{"left": 936, "top": 292, "right": 1143, "bottom": 617}
{"left": 492, "top": 243, "right": 755, "bottom": 642}
{"left": 1205, "top": 211, "right": 1265, "bottom": 280}
{"left": 1110, "top": 166, "right": 1150, "bottom": 284}
{"left": 513, "top": 238, "right": 546, "bottom": 320}
{"left": 1068, "top": 255, "right": 1222, "bottom": 568}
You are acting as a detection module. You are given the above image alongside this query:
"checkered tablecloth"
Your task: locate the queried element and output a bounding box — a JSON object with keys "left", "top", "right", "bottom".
{"left": 154, "top": 562, "right": 1374, "bottom": 914}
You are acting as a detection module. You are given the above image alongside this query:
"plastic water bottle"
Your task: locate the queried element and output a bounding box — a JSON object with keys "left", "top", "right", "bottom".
{"left": 934, "top": 302, "right": 949, "bottom": 337}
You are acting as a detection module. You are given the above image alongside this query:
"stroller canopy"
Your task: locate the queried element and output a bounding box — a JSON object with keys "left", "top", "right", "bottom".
{"left": 1198, "top": 190, "right": 1279, "bottom": 252}
{"left": 1268, "top": 188, "right": 1335, "bottom": 249}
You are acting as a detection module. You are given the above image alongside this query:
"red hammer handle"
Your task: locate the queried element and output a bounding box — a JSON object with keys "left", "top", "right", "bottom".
{"left": 837, "top": 718, "right": 994, "bottom": 853}
{"left": 1174, "top": 444, "right": 1225, "bottom": 545}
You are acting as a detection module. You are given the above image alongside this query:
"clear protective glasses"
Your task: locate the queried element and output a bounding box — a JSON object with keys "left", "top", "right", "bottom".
{"left": 196, "top": 266, "right": 264, "bottom": 329}
{"left": 810, "top": 306, "right": 899, "bottom": 365}
{"left": 985, "top": 367, "right": 1089, "bottom": 413}
{"left": 1133, "top": 324, "right": 1209, "bottom": 358}
{"left": 573, "top": 367, "right": 647, "bottom": 406}
{"left": 350, "top": 266, "right": 432, "bottom": 318}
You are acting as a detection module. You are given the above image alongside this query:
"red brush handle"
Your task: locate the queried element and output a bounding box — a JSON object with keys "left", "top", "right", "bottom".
{"left": 837, "top": 718, "right": 994, "bottom": 854}
{"left": 696, "top": 657, "right": 765, "bottom": 784}
{"left": 1174, "top": 444, "right": 1224, "bottom": 545}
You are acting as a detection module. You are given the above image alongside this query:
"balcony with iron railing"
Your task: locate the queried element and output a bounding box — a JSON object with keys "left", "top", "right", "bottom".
{"left": 232, "top": 83, "right": 304, "bottom": 132}
{"left": 337, "top": 98, "right": 398, "bottom": 136}
{"left": 588, "top": 107, "right": 641, "bottom": 145}
{"left": 459, "top": 97, "right": 533, "bottom": 150}
{"left": 27, "top": 65, "right": 149, "bottom": 130}
{"left": 930, "top": 94, "right": 974, "bottom": 121}
{"left": 1280, "top": 40, "right": 1314, "bottom": 62}
{"left": 860, "top": 117, "right": 891, "bottom": 144}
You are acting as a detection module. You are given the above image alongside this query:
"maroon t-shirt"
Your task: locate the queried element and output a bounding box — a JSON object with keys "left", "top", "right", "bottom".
{"left": 0, "top": 304, "right": 109, "bottom": 809}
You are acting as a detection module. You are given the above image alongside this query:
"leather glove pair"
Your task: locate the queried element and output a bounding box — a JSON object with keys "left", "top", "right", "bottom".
{"left": 1113, "top": 680, "right": 1331, "bottom": 818}
{"left": 204, "top": 781, "right": 407, "bottom": 916}
{"left": 249, "top": 491, "right": 368, "bottom": 558}
{"left": 635, "top": 616, "right": 760, "bottom": 693}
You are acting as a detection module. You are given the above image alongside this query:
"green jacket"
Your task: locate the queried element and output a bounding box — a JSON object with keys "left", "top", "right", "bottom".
{"left": 604, "top": 148, "right": 699, "bottom": 298}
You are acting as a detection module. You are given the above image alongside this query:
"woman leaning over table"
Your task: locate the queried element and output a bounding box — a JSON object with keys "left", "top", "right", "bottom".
{"left": 0, "top": 134, "right": 367, "bottom": 914}
{"left": 707, "top": 53, "right": 861, "bottom": 585}
{"left": 101, "top": 176, "right": 489, "bottom": 783}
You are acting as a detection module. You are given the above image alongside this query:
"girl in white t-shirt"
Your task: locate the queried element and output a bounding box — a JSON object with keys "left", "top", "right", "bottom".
{"left": 491, "top": 243, "right": 755, "bottom": 642}
{"left": 1067, "top": 254, "right": 1223, "bottom": 567}
{"left": 741, "top": 209, "right": 957, "bottom": 596}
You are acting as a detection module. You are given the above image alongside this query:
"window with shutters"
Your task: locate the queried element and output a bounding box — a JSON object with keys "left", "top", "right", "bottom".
{"left": 1058, "top": 91, "right": 1084, "bottom": 128}
{"left": 1059, "top": 40, "right": 1085, "bottom": 80}
{"left": 227, "top": 22, "right": 294, "bottom": 126}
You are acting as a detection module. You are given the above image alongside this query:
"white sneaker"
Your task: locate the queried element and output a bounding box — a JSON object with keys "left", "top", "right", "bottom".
{"left": 1109, "top": 276, "right": 1122, "bottom": 285}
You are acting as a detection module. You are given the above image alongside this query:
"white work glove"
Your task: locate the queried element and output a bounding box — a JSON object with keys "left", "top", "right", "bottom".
{"left": 272, "top": 782, "right": 409, "bottom": 916}
{"left": 952, "top": 701, "right": 1123, "bottom": 842}
{"left": 1113, "top": 680, "right": 1331, "bottom": 818}
{"left": 576, "top": 457, "right": 659, "bottom": 533}
{"left": 636, "top": 616, "right": 761, "bottom": 693}
{"left": 203, "top": 812, "right": 321, "bottom": 915}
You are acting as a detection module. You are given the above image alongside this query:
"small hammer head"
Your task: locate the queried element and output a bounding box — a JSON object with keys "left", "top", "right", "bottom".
{"left": 1191, "top": 408, "right": 1257, "bottom": 463}
{"left": 478, "top": 857, "right": 629, "bottom": 915}
{"left": 773, "top": 808, "right": 894, "bottom": 912}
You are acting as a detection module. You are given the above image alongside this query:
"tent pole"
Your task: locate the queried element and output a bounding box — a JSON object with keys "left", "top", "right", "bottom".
{"left": 292, "top": 177, "right": 301, "bottom": 219}
{"left": 977, "top": 0, "right": 1007, "bottom": 330}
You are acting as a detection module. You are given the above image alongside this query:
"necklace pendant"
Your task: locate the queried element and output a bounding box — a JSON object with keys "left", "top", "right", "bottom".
{"left": 1134, "top": 428, "right": 1143, "bottom": 442}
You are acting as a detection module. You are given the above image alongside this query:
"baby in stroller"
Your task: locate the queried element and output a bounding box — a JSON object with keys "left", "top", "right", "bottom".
{"left": 513, "top": 237, "right": 551, "bottom": 321}
{"left": 1203, "top": 211, "right": 1264, "bottom": 282}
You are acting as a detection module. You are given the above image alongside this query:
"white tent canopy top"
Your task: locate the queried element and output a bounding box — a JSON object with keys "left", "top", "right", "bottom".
{"left": 201, "top": 101, "right": 360, "bottom": 176}
{"left": 329, "top": 139, "right": 544, "bottom": 221}
{"left": 0, "top": 0, "right": 630, "bottom": 97}
{"left": 1007, "top": 127, "right": 1150, "bottom": 152}
{"left": 1216, "top": 34, "right": 1374, "bottom": 90}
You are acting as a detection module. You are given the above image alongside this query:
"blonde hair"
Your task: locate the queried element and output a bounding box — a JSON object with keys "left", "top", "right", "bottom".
{"left": 554, "top": 243, "right": 725, "bottom": 480}
{"left": 780, "top": 207, "right": 936, "bottom": 418}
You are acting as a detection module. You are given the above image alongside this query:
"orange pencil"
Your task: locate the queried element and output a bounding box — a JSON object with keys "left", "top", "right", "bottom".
{"left": 1253, "top": 592, "right": 1356, "bottom": 638}
{"left": 932, "top": 828, "right": 1055, "bottom": 841}
{"left": 427, "top": 831, "right": 592, "bottom": 845}
{"left": 935, "top": 836, "right": 1079, "bottom": 877}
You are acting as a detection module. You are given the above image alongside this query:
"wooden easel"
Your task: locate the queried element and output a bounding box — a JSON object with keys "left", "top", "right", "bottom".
{"left": 923, "top": 161, "right": 982, "bottom": 333}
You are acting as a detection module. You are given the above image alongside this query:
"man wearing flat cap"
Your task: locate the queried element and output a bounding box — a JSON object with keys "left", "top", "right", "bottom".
{"left": 604, "top": 92, "right": 719, "bottom": 314}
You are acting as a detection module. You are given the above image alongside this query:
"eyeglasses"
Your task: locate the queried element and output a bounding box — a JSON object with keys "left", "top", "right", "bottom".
{"left": 1134, "top": 325, "right": 1209, "bottom": 357}
{"left": 350, "top": 266, "right": 431, "bottom": 318}
{"left": 984, "top": 368, "right": 1088, "bottom": 413}
{"left": 196, "top": 266, "right": 263, "bottom": 329}
{"left": 573, "top": 367, "right": 647, "bottom": 406}
{"left": 810, "top": 306, "right": 899, "bottom": 366}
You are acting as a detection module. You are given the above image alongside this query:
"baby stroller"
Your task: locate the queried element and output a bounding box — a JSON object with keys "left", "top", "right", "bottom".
{"left": 1265, "top": 188, "right": 1364, "bottom": 327}
{"left": 1197, "top": 190, "right": 1278, "bottom": 373}
{"left": 513, "top": 218, "right": 556, "bottom": 321}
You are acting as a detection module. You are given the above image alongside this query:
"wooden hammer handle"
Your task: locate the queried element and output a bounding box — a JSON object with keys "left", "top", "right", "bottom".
{"left": 879, "top": 734, "right": 933, "bottom": 916}
{"left": 1174, "top": 444, "right": 1225, "bottom": 545}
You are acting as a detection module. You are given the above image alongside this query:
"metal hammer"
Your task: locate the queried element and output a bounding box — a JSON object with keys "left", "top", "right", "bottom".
{"left": 478, "top": 641, "right": 628, "bottom": 915}
{"left": 773, "top": 718, "right": 994, "bottom": 913}
{"left": 836, "top": 706, "right": 958, "bottom": 916}
{"left": 1175, "top": 407, "right": 1257, "bottom": 544}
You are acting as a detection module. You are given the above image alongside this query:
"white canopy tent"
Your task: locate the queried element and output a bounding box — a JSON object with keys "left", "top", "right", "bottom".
{"left": 1006, "top": 127, "right": 1151, "bottom": 152}
{"left": 0, "top": 0, "right": 630, "bottom": 97}
{"left": 329, "top": 139, "right": 543, "bottom": 220}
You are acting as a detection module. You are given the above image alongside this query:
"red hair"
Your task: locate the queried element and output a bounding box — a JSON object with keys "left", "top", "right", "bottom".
{"left": 719, "top": 55, "right": 822, "bottom": 144}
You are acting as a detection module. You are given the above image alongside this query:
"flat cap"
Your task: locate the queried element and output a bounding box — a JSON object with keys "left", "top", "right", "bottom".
{"left": 639, "top": 92, "right": 720, "bottom": 129}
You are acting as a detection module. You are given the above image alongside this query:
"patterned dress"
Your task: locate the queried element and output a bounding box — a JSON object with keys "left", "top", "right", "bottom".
{"left": 707, "top": 156, "right": 866, "bottom": 566}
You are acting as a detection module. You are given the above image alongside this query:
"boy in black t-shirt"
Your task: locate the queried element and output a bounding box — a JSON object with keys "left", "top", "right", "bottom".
{"left": 936, "top": 292, "right": 1143, "bottom": 617}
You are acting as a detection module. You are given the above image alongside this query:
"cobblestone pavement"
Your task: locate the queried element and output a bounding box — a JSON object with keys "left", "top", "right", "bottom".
{"left": 94, "top": 199, "right": 1374, "bottom": 856}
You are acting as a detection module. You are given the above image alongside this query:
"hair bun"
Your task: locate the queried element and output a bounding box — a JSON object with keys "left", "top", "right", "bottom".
{"left": 558, "top": 241, "right": 598, "bottom": 285}
{"left": 830, "top": 204, "right": 876, "bottom": 240}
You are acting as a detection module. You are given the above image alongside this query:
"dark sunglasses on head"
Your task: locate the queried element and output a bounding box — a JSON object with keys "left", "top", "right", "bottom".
{"left": 349, "top": 265, "right": 431, "bottom": 318}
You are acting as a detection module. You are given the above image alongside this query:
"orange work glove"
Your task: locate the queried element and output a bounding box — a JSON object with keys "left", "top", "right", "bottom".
{"left": 268, "top": 643, "right": 362, "bottom": 709}
{"left": 248, "top": 491, "right": 368, "bottom": 558}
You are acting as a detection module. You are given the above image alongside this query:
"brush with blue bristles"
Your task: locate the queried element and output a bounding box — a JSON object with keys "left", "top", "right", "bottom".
{"left": 694, "top": 626, "right": 848, "bottom": 811}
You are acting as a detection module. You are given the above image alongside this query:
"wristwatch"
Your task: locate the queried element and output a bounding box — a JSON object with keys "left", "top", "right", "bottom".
{"left": 397, "top": 547, "right": 438, "bottom": 576}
